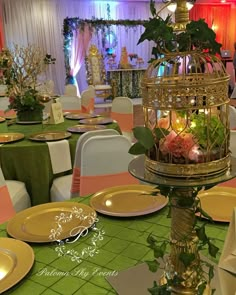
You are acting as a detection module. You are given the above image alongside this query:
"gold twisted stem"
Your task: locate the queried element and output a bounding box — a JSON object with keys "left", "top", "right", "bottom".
{"left": 168, "top": 188, "right": 201, "bottom": 294}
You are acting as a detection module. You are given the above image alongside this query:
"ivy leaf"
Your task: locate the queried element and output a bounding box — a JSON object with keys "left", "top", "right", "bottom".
{"left": 159, "top": 186, "right": 172, "bottom": 198}
{"left": 179, "top": 253, "right": 195, "bottom": 268}
{"left": 196, "top": 226, "right": 207, "bottom": 242}
{"left": 197, "top": 282, "right": 207, "bottom": 295}
{"left": 147, "top": 234, "right": 157, "bottom": 247}
{"left": 150, "top": 0, "right": 156, "bottom": 17}
{"left": 146, "top": 260, "right": 160, "bottom": 272}
{"left": 154, "top": 128, "right": 170, "bottom": 140}
{"left": 128, "top": 142, "right": 147, "bottom": 155}
{"left": 208, "top": 264, "right": 214, "bottom": 282}
{"left": 148, "top": 281, "right": 170, "bottom": 295}
{"left": 153, "top": 245, "right": 165, "bottom": 259}
{"left": 208, "top": 241, "right": 219, "bottom": 258}
{"left": 147, "top": 281, "right": 159, "bottom": 295}
{"left": 166, "top": 206, "right": 171, "bottom": 218}
{"left": 133, "top": 126, "right": 155, "bottom": 149}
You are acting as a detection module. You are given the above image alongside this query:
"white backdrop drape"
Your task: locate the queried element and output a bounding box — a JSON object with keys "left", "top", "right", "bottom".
{"left": 0, "top": 0, "right": 170, "bottom": 95}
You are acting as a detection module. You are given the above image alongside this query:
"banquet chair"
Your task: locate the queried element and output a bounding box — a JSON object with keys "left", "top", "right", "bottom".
{"left": 79, "top": 135, "right": 139, "bottom": 196}
{"left": 229, "top": 105, "right": 236, "bottom": 129}
{"left": 0, "top": 168, "right": 31, "bottom": 224}
{"left": 58, "top": 95, "right": 81, "bottom": 112}
{"left": 85, "top": 44, "right": 115, "bottom": 100}
{"left": 64, "top": 84, "right": 77, "bottom": 96}
{"left": 231, "top": 85, "right": 236, "bottom": 99}
{"left": 230, "top": 130, "right": 236, "bottom": 157}
{"left": 111, "top": 96, "right": 134, "bottom": 142}
{"left": 50, "top": 129, "right": 120, "bottom": 202}
{"left": 0, "top": 96, "right": 10, "bottom": 111}
{"left": 81, "top": 85, "right": 95, "bottom": 113}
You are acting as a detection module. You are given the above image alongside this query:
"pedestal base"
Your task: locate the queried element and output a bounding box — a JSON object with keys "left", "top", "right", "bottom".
{"left": 107, "top": 257, "right": 235, "bottom": 295}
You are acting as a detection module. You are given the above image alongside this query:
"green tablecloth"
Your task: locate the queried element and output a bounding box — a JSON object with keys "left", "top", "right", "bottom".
{"left": 0, "top": 196, "right": 229, "bottom": 295}
{"left": 0, "top": 119, "right": 120, "bottom": 205}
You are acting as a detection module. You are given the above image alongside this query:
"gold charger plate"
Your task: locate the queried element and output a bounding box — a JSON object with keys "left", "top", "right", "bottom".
{"left": 0, "top": 237, "right": 34, "bottom": 293}
{"left": 65, "top": 113, "right": 98, "bottom": 120}
{"left": 67, "top": 124, "right": 106, "bottom": 133}
{"left": 4, "top": 115, "right": 17, "bottom": 120}
{"left": 90, "top": 184, "right": 168, "bottom": 217}
{"left": 197, "top": 186, "right": 236, "bottom": 222}
{"left": 0, "top": 133, "right": 25, "bottom": 144}
{"left": 16, "top": 120, "right": 42, "bottom": 125}
{"left": 29, "top": 131, "right": 72, "bottom": 142}
{"left": 0, "top": 117, "right": 6, "bottom": 123}
{"left": 79, "top": 117, "right": 113, "bottom": 125}
{"left": 7, "top": 202, "right": 96, "bottom": 243}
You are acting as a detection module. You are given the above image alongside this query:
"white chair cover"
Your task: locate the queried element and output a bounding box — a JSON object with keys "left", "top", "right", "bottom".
{"left": 58, "top": 95, "right": 81, "bottom": 111}
{"left": 0, "top": 167, "right": 31, "bottom": 223}
{"left": 50, "top": 129, "right": 120, "bottom": 202}
{"left": 0, "top": 96, "right": 10, "bottom": 111}
{"left": 111, "top": 96, "right": 134, "bottom": 142}
{"left": 79, "top": 135, "right": 139, "bottom": 195}
{"left": 64, "top": 84, "right": 77, "bottom": 96}
{"left": 81, "top": 85, "right": 96, "bottom": 113}
{"left": 231, "top": 85, "right": 236, "bottom": 99}
{"left": 230, "top": 130, "right": 236, "bottom": 157}
{"left": 229, "top": 105, "right": 236, "bottom": 129}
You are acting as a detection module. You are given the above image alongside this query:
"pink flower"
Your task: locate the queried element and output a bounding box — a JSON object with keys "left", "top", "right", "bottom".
{"left": 157, "top": 117, "right": 169, "bottom": 129}
{"left": 159, "top": 131, "right": 199, "bottom": 160}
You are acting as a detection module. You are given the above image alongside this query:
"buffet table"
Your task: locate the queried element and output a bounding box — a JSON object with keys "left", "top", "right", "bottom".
{"left": 107, "top": 68, "right": 146, "bottom": 98}
{"left": 0, "top": 119, "right": 120, "bottom": 206}
{"left": 0, "top": 195, "right": 229, "bottom": 295}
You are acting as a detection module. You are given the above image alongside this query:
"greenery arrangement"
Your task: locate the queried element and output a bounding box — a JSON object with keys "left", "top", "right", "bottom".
{"left": 145, "top": 185, "right": 219, "bottom": 295}
{"left": 0, "top": 45, "right": 55, "bottom": 117}
{"left": 139, "top": 0, "right": 221, "bottom": 59}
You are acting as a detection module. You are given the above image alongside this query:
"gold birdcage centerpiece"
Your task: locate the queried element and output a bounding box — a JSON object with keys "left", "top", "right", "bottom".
{"left": 129, "top": 0, "right": 231, "bottom": 179}
{"left": 128, "top": 1, "right": 236, "bottom": 294}
{"left": 142, "top": 51, "right": 230, "bottom": 177}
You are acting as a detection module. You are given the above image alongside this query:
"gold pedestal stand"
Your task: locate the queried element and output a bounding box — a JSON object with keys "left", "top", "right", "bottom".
{"left": 128, "top": 155, "right": 236, "bottom": 294}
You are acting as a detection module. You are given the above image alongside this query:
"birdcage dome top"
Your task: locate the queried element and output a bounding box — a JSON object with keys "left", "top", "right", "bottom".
{"left": 141, "top": 51, "right": 230, "bottom": 110}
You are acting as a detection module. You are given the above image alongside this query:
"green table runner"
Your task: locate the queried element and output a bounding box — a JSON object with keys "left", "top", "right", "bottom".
{"left": 0, "top": 119, "right": 120, "bottom": 205}
{"left": 0, "top": 196, "right": 229, "bottom": 295}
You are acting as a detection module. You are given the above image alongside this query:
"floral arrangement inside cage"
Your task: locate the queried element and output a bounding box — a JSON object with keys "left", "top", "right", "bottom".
{"left": 0, "top": 45, "right": 55, "bottom": 122}
{"left": 129, "top": 5, "right": 230, "bottom": 178}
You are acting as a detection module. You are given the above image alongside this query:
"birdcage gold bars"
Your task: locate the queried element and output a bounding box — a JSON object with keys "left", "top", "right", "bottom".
{"left": 141, "top": 51, "right": 230, "bottom": 177}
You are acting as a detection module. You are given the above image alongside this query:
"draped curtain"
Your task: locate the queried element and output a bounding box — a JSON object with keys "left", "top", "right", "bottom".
{"left": 0, "top": 4, "right": 4, "bottom": 49}
{"left": 69, "top": 25, "right": 92, "bottom": 97}
{"left": 189, "top": 4, "right": 231, "bottom": 51}
{"left": 2, "top": 0, "right": 234, "bottom": 95}
{"left": 0, "top": 0, "right": 169, "bottom": 95}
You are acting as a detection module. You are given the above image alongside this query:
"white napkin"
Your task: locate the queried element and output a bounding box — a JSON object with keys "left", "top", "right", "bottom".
{"left": 218, "top": 207, "right": 236, "bottom": 274}
{"left": 47, "top": 140, "right": 72, "bottom": 174}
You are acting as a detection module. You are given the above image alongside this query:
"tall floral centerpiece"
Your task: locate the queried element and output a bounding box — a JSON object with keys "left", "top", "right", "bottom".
{"left": 128, "top": 0, "right": 232, "bottom": 294}
{"left": 1, "top": 45, "right": 55, "bottom": 122}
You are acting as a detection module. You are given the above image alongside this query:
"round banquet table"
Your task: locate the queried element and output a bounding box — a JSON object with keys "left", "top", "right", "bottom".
{"left": 0, "top": 118, "right": 121, "bottom": 206}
